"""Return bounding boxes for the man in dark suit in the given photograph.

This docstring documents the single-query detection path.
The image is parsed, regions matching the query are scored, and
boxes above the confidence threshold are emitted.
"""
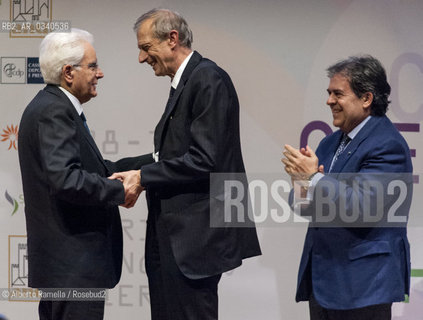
[282,55,413,319]
[110,8,261,320]
[18,28,148,320]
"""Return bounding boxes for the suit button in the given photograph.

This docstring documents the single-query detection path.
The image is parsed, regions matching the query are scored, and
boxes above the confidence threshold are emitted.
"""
[170,116,173,120]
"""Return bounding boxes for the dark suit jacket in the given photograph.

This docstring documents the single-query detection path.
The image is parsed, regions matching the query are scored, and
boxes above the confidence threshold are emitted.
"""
[141,51,261,279]
[296,115,413,309]
[18,85,150,289]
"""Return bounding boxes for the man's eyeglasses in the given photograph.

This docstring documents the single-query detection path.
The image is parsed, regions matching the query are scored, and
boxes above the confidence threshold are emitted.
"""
[73,63,100,72]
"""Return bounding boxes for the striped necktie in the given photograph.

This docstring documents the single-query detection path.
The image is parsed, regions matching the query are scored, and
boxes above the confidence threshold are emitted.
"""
[329,134,351,172]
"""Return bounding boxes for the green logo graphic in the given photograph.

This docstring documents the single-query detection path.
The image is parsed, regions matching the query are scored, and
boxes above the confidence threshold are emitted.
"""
[404,269,423,303]
[5,190,20,216]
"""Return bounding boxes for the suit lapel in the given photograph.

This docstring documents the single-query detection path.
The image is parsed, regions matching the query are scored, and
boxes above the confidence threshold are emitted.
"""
[154,51,203,154]
[45,85,109,173]
[78,118,108,169]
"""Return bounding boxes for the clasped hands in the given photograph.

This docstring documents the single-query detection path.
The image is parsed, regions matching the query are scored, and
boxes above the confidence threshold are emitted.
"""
[281,145,323,182]
[109,170,144,208]
[109,145,322,209]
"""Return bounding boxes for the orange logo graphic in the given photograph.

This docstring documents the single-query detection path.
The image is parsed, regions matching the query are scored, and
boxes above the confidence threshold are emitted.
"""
[1,124,19,150]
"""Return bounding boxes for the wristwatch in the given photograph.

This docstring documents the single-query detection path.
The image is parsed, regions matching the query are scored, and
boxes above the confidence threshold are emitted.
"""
[307,171,319,182]
[301,171,319,194]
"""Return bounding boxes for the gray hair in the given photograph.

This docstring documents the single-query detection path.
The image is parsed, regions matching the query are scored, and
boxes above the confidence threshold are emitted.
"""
[39,28,93,85]
[133,8,193,49]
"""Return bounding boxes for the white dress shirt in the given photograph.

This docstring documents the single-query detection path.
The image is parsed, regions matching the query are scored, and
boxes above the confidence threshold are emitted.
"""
[59,86,84,116]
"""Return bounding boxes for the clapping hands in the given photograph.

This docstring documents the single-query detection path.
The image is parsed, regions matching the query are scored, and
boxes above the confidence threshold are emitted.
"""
[282,145,323,182]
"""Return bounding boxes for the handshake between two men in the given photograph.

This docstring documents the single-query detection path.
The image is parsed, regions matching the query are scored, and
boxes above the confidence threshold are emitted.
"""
[116,143,324,210]
[18,11,263,320]
[109,170,144,209]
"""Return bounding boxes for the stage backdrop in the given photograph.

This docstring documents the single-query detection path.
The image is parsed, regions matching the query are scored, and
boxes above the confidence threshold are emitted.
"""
[1,0,423,319]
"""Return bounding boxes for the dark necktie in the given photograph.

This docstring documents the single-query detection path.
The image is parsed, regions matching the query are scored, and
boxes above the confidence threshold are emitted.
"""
[153,87,176,153]
[164,86,176,114]
[329,134,351,172]
[80,112,90,134]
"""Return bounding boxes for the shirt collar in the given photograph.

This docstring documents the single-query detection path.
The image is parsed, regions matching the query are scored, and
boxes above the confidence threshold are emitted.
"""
[59,86,83,116]
[347,115,372,140]
[171,51,194,90]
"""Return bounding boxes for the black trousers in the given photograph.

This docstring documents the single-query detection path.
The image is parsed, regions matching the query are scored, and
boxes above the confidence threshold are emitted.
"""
[39,299,105,320]
[145,214,221,320]
[309,294,392,320]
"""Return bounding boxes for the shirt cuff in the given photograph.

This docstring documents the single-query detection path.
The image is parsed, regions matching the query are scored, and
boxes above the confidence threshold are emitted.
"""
[306,172,325,200]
